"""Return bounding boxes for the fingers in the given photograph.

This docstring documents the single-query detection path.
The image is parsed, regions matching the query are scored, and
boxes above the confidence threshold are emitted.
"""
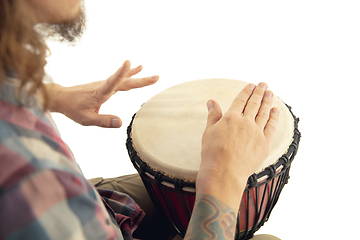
[243,82,268,118]
[97,60,131,97]
[255,90,274,128]
[116,75,159,91]
[264,107,279,140]
[83,113,123,128]
[98,61,158,93]
[126,65,143,78]
[228,83,256,112]
[206,100,222,128]
[228,81,278,135]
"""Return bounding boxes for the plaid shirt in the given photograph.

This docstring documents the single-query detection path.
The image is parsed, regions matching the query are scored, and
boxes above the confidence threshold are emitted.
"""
[0,78,144,240]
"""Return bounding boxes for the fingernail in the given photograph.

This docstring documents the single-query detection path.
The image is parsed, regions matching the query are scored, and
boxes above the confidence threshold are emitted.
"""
[271,108,279,115]
[249,83,256,90]
[259,82,268,90]
[265,90,273,98]
[112,118,121,128]
[207,100,214,111]
[150,75,158,81]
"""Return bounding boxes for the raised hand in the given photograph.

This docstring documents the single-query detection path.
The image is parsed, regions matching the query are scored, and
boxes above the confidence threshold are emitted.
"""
[47,60,159,128]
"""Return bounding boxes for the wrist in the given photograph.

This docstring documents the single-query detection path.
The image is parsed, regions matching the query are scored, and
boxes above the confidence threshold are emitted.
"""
[44,83,66,113]
[196,169,247,212]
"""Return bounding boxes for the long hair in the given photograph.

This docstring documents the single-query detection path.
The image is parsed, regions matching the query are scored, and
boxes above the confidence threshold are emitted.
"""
[0,0,85,109]
[0,0,50,109]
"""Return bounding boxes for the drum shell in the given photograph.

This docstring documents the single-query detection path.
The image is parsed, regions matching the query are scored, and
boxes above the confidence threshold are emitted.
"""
[126,110,301,239]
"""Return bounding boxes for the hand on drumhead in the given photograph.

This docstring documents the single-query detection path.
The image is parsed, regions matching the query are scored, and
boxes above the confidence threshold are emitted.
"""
[47,60,159,128]
[197,82,279,211]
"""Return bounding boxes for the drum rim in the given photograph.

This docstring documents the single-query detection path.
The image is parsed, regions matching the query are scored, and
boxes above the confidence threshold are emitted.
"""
[126,103,300,191]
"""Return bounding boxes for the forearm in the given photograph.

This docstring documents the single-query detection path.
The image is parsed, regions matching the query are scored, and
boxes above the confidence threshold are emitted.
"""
[184,174,246,240]
[184,194,237,240]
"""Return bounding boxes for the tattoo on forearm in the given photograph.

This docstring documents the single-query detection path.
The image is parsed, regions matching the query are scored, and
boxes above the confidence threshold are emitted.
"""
[185,194,237,240]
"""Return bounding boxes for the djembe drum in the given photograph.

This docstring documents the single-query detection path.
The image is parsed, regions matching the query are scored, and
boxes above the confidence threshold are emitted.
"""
[126,79,300,239]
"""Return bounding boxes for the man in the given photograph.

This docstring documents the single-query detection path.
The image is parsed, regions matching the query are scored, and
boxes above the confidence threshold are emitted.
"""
[0,0,279,239]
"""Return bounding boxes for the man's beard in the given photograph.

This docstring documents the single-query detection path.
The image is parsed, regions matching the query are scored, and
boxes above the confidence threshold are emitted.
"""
[35,3,86,44]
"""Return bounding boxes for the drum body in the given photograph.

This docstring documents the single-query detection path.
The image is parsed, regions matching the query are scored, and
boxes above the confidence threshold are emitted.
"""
[126,79,300,239]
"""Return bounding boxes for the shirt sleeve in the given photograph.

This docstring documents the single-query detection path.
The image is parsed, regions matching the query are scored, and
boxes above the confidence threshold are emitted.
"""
[0,83,142,240]
[0,99,122,240]
[0,145,121,240]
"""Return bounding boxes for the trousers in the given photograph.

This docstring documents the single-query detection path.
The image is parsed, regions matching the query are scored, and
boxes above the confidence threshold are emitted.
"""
[89,174,183,240]
[89,174,280,240]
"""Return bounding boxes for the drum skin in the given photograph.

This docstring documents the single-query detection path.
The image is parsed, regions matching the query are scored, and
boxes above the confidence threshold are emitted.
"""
[126,79,301,239]
[131,79,294,181]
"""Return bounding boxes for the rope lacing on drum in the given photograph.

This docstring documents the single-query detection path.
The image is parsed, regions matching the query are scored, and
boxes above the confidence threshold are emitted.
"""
[265,165,277,179]
[127,114,136,135]
[290,128,301,153]
[247,174,257,189]
[154,172,163,185]
[129,149,137,160]
[285,173,291,185]
[126,104,301,240]
[281,155,291,169]
[139,162,148,175]
[174,179,185,192]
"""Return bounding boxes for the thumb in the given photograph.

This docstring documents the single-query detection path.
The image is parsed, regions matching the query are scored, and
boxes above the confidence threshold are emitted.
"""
[86,114,122,128]
[206,100,222,127]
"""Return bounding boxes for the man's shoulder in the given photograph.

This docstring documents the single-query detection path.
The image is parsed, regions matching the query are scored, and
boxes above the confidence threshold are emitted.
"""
[0,118,81,191]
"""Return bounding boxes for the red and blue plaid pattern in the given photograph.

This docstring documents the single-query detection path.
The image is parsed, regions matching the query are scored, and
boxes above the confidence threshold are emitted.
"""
[0,79,144,240]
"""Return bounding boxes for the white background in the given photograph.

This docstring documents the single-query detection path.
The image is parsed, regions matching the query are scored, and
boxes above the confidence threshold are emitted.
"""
[45,1,360,239]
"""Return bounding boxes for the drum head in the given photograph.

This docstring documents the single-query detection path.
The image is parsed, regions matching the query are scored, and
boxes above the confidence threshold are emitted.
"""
[132,79,294,182]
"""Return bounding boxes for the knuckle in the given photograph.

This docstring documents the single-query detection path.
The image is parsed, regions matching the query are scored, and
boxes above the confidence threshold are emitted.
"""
[247,100,261,110]
[224,111,241,122]
[266,120,278,134]
[232,97,247,108]
[243,86,254,95]
[208,110,221,119]
[267,123,277,134]
[98,118,108,128]
[254,85,266,94]
[241,116,254,126]
[256,110,269,120]
[78,117,90,126]
[120,81,132,91]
